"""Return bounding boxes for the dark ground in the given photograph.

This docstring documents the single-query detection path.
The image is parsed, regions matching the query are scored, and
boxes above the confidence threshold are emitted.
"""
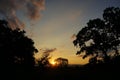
[3,63,120,80]
[34,64,120,80]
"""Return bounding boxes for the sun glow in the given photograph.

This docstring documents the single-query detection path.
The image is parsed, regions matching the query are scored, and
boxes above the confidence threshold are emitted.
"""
[50,60,56,65]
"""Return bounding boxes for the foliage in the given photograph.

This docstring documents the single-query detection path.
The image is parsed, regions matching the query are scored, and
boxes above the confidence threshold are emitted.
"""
[55,57,68,67]
[37,52,51,68]
[0,20,38,68]
[73,7,120,64]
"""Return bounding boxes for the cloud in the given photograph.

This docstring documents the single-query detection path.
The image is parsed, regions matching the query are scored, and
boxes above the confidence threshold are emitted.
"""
[34,48,57,60]
[0,0,45,29]
[26,0,45,20]
[71,34,76,40]
[41,48,57,54]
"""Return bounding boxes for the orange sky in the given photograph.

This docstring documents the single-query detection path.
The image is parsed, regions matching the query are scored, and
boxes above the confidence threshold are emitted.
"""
[31,0,120,65]
[2,0,118,65]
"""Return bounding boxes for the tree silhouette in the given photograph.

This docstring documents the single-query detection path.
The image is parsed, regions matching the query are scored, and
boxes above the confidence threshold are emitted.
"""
[0,20,38,69]
[37,52,51,68]
[73,7,120,64]
[55,57,68,67]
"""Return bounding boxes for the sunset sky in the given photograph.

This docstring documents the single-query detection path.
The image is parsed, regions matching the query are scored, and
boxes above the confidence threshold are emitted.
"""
[0,0,120,65]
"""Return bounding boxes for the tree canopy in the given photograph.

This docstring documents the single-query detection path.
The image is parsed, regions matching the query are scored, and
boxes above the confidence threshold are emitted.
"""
[0,20,38,68]
[73,7,120,64]
[55,57,68,67]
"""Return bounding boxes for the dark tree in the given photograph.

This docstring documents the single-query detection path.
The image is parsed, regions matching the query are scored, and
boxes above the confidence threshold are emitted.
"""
[55,57,68,67]
[73,7,120,64]
[0,20,38,69]
[37,52,51,68]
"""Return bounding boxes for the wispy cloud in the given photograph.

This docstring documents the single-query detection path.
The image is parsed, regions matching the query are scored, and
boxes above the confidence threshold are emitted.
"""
[41,48,57,54]
[34,48,57,59]
[0,0,45,29]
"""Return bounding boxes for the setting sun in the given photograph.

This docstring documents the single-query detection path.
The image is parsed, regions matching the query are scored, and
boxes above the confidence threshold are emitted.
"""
[50,60,56,65]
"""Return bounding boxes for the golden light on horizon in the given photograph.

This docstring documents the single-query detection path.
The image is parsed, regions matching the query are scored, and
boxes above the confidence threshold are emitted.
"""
[50,60,56,66]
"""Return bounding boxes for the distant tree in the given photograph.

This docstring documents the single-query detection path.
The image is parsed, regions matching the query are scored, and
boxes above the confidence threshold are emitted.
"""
[55,57,68,67]
[73,7,120,64]
[0,20,38,69]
